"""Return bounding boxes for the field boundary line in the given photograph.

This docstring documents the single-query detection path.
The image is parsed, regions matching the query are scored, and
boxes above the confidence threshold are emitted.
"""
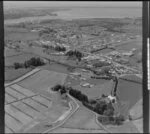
[5,94,38,105]
[5,68,41,87]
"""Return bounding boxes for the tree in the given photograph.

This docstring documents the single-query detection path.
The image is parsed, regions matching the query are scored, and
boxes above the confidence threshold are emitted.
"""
[14,63,22,69]
[114,114,125,125]
[94,101,107,114]
[89,99,97,104]
[60,88,67,94]
[52,84,62,91]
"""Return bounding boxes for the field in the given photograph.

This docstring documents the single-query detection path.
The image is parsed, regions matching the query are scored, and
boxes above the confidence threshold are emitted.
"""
[5,27,39,41]
[131,118,143,133]
[39,63,71,74]
[117,78,142,110]
[18,70,67,98]
[129,99,142,120]
[5,69,69,133]
[5,47,22,57]
[106,122,139,133]
[5,67,32,82]
[5,52,40,66]
[62,104,101,130]
[116,37,142,51]
[73,80,114,99]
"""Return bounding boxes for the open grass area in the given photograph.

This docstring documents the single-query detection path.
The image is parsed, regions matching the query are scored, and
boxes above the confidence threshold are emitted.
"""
[40,63,70,74]
[129,99,142,120]
[5,47,22,57]
[73,80,114,99]
[132,118,143,133]
[117,79,142,110]
[5,67,32,83]
[18,70,67,98]
[62,104,101,130]
[116,37,142,51]
[5,53,40,66]
[106,122,139,133]
[5,27,39,41]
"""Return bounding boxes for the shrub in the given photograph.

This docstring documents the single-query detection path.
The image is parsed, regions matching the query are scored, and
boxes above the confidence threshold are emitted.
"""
[24,57,45,67]
[94,101,107,114]
[114,114,125,125]
[89,99,97,104]
[14,62,23,69]
[98,116,110,125]
[55,46,66,52]
[65,50,83,61]
[69,88,88,102]
[52,84,62,91]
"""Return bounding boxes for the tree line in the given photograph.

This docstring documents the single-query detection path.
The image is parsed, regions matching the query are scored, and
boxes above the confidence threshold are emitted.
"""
[51,84,125,125]
[65,50,83,61]
[14,57,45,69]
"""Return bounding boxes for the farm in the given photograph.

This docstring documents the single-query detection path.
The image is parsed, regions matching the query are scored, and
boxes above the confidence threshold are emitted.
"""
[4,4,143,133]
[5,69,70,133]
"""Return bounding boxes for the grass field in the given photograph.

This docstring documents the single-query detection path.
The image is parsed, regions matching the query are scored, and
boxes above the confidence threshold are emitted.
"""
[5,67,32,82]
[132,118,143,133]
[116,37,142,51]
[40,64,70,74]
[5,47,22,57]
[62,104,101,130]
[5,27,39,41]
[129,99,142,120]
[73,80,114,99]
[117,79,142,110]
[18,70,67,98]
[106,122,139,133]
[5,53,40,66]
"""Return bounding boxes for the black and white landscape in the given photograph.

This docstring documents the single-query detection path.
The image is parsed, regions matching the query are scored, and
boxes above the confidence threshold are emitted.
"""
[4,1,143,133]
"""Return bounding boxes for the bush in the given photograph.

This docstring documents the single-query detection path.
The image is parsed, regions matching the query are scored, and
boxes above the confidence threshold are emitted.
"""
[98,116,110,125]
[94,101,107,114]
[55,46,66,52]
[89,99,97,104]
[52,84,62,91]
[114,115,125,125]
[14,62,23,69]
[93,62,110,68]
[65,50,83,61]
[69,88,88,102]
[24,57,45,68]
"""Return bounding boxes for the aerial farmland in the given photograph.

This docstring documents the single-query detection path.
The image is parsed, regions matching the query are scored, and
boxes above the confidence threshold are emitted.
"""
[4,1,143,133]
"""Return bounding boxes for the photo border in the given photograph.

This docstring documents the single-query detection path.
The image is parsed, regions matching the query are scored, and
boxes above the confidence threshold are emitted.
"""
[0,1,149,133]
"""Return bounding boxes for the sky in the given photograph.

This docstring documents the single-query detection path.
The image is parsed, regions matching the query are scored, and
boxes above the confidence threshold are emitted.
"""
[4,1,142,9]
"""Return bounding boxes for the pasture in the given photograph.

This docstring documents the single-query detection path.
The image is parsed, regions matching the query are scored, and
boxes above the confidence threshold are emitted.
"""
[117,78,142,110]
[73,80,114,99]
[5,52,40,66]
[62,104,101,129]
[5,67,32,82]
[5,27,39,41]
[18,70,67,98]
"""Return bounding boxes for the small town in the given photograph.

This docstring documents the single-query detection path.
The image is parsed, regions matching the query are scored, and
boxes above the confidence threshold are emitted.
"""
[4,1,143,133]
